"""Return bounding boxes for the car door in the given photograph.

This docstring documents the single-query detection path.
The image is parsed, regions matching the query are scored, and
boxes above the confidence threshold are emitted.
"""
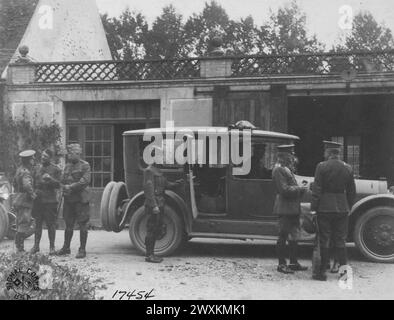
[227,140,278,220]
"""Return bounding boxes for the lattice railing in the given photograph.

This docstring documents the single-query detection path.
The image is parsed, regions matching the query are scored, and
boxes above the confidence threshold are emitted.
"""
[32,50,394,82]
[35,58,201,82]
[231,50,394,77]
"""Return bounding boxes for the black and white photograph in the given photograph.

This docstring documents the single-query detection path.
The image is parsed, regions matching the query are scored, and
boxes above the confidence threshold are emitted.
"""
[0,0,394,305]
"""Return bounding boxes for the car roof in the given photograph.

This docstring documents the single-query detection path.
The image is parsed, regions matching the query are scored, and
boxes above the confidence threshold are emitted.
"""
[123,127,299,140]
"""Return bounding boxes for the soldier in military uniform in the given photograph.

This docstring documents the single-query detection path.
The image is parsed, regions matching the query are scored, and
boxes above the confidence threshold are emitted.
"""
[143,147,183,263]
[272,144,308,274]
[13,150,37,252]
[30,149,62,255]
[311,141,356,281]
[57,144,91,259]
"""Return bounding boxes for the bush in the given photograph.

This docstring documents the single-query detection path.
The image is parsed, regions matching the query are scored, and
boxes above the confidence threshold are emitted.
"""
[0,115,62,180]
[0,252,105,300]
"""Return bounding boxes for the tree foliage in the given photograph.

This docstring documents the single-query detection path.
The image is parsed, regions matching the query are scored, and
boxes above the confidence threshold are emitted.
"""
[0,0,38,49]
[0,113,62,180]
[336,11,394,52]
[101,8,148,60]
[144,5,188,59]
[101,0,328,59]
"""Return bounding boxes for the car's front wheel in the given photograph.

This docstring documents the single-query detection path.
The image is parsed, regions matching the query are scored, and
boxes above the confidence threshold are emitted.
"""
[354,206,394,263]
[129,205,185,256]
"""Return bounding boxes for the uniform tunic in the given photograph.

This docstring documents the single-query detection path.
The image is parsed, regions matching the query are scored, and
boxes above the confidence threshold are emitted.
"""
[34,162,62,225]
[143,165,182,252]
[62,160,91,229]
[13,166,35,233]
[311,158,356,249]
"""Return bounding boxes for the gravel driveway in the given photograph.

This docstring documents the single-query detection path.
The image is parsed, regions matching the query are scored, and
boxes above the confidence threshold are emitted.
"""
[1,230,393,300]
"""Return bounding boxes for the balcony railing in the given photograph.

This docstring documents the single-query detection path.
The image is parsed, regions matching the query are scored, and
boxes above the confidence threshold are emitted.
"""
[30,50,394,83]
[230,50,394,77]
[34,57,201,82]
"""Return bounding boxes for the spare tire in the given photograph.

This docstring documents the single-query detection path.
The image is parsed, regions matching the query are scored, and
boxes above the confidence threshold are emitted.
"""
[100,181,116,231]
[6,209,16,240]
[0,203,9,241]
[108,182,128,233]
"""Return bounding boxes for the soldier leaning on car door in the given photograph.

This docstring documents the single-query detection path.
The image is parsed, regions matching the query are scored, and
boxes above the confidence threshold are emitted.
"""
[13,150,37,253]
[311,141,356,281]
[143,146,183,264]
[272,144,308,274]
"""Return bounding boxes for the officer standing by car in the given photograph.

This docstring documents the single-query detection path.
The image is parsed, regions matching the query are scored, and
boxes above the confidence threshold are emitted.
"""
[143,146,183,263]
[272,144,308,274]
[13,150,37,253]
[30,149,62,255]
[56,144,91,259]
[311,141,356,281]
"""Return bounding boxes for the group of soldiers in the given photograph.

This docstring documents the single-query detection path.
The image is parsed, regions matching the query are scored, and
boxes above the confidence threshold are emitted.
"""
[272,141,356,281]
[13,137,355,281]
[13,144,91,259]
[142,140,356,282]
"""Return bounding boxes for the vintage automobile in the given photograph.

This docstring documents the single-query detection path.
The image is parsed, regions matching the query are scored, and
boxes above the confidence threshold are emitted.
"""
[0,172,13,241]
[100,126,394,263]
[0,172,34,241]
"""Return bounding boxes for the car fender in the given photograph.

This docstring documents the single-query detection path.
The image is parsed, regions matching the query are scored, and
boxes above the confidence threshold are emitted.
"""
[125,190,192,233]
[350,194,394,218]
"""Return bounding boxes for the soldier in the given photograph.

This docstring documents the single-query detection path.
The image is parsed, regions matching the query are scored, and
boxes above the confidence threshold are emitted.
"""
[56,144,91,259]
[311,141,356,281]
[143,147,183,263]
[272,144,308,274]
[13,150,37,253]
[30,149,62,255]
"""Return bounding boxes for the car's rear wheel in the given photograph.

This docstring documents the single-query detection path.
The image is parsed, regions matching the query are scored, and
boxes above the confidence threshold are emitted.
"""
[129,205,185,256]
[0,203,9,241]
[354,206,394,263]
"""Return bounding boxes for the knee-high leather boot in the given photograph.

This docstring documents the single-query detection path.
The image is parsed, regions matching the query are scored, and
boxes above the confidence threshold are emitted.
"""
[76,230,87,259]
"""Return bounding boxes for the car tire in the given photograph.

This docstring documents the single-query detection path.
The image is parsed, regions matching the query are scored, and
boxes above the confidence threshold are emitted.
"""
[6,210,16,240]
[0,203,9,241]
[354,206,394,263]
[129,205,185,257]
[100,181,116,231]
[108,182,128,233]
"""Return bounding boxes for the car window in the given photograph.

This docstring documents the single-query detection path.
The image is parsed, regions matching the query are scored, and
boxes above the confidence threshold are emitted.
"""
[232,140,284,179]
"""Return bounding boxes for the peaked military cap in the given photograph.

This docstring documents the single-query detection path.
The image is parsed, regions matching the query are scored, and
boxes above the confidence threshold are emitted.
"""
[67,143,82,154]
[323,140,342,149]
[19,150,36,158]
[276,144,295,153]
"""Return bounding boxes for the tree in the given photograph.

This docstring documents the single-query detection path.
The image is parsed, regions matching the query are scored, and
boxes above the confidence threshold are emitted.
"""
[337,11,394,52]
[266,1,324,55]
[0,0,38,49]
[227,16,261,55]
[144,5,188,59]
[184,1,233,56]
[101,8,148,60]
[332,11,394,73]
